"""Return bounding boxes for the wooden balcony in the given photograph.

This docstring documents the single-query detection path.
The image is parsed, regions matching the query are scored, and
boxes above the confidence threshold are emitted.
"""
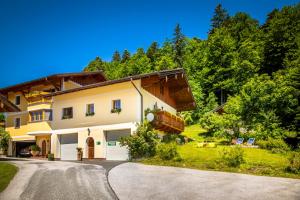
[152,111,184,133]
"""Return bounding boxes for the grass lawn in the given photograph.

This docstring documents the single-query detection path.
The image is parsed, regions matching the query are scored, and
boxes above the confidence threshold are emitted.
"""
[0,162,18,192]
[142,125,300,179]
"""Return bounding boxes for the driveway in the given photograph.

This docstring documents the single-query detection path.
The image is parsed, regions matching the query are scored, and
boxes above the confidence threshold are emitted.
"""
[0,159,117,200]
[109,163,300,200]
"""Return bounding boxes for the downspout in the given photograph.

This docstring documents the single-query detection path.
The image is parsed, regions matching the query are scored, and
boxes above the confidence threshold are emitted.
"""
[130,79,143,123]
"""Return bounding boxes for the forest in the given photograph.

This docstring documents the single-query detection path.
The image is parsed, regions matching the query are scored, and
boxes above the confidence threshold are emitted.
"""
[84,4,300,146]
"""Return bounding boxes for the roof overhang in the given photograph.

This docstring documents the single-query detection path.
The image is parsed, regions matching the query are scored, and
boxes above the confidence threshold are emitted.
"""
[0,93,21,112]
[27,131,52,136]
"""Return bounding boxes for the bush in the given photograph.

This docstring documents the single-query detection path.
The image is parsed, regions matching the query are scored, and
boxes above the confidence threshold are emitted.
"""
[286,152,300,174]
[219,146,245,167]
[0,128,10,152]
[162,134,185,144]
[120,121,159,159]
[156,142,179,160]
[30,144,41,151]
[256,138,290,152]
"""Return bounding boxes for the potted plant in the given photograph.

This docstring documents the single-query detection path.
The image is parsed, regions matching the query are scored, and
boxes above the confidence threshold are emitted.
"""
[30,144,40,157]
[48,153,54,161]
[111,108,122,114]
[76,147,83,161]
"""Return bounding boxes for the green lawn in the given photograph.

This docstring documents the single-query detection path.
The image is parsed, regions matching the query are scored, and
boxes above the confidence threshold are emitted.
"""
[0,162,18,192]
[142,125,300,179]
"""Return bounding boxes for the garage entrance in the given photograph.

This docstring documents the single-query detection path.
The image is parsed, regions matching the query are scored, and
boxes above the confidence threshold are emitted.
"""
[60,133,78,160]
[15,141,35,157]
[105,129,130,160]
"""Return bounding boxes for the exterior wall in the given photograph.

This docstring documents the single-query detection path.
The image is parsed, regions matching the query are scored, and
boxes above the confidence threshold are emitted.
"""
[63,80,82,90]
[36,135,51,154]
[51,81,141,130]
[51,122,136,159]
[6,113,29,137]
[141,87,177,115]
[28,102,52,111]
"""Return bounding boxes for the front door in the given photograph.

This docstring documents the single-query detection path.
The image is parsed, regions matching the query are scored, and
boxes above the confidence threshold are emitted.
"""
[42,140,46,156]
[87,137,94,159]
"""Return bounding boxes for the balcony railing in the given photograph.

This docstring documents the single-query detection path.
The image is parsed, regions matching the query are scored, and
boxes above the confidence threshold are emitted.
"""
[152,111,184,133]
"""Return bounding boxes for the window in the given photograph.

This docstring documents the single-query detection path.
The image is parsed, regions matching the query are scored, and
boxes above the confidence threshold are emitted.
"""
[111,99,121,113]
[44,110,53,121]
[14,118,20,128]
[62,107,73,119]
[15,95,20,106]
[30,111,43,122]
[86,104,95,116]
[113,100,121,109]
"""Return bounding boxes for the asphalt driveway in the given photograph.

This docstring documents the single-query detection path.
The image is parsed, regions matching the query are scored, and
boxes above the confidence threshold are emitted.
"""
[109,163,300,200]
[0,159,117,200]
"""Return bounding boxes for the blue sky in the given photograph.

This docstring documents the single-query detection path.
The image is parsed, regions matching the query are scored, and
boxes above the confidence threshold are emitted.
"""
[0,0,298,88]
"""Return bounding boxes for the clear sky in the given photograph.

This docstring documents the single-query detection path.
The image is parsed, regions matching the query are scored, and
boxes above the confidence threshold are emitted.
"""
[0,0,298,88]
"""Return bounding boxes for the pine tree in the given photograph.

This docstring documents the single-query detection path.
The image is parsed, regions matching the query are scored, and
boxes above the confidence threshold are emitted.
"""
[121,49,131,63]
[210,4,230,33]
[146,42,159,62]
[112,51,121,62]
[172,24,186,68]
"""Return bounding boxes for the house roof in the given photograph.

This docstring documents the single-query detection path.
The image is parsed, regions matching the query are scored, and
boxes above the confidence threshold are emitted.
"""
[45,68,196,111]
[0,71,107,93]
[0,93,21,112]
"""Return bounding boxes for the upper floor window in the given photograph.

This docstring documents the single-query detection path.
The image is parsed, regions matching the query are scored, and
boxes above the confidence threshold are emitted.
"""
[30,111,43,122]
[86,104,95,116]
[44,110,53,121]
[62,107,73,119]
[15,95,21,106]
[14,118,20,129]
[111,99,121,113]
[113,99,121,109]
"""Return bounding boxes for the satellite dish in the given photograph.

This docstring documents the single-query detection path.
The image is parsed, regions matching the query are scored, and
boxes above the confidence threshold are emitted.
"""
[146,113,155,122]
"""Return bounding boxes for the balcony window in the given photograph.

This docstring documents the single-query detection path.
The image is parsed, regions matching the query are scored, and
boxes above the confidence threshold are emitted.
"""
[30,111,43,122]
[62,107,73,119]
[15,95,20,106]
[14,118,20,129]
[86,104,95,116]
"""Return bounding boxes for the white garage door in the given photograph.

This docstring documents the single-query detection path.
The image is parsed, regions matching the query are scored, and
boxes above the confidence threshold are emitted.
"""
[106,129,130,160]
[60,133,78,160]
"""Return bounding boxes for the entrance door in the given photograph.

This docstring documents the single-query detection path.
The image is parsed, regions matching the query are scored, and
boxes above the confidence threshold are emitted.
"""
[41,140,46,156]
[86,137,94,159]
[106,129,130,160]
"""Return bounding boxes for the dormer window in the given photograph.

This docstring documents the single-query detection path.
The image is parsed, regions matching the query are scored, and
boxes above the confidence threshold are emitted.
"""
[15,95,20,106]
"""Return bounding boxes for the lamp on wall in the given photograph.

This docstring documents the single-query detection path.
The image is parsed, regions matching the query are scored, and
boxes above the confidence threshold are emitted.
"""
[88,128,91,136]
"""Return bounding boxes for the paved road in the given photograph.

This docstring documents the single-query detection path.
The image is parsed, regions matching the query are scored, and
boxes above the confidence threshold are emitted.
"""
[109,163,300,200]
[0,159,116,200]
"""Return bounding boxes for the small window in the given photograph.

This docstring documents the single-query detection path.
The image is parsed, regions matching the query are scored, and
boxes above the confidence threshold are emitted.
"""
[44,110,53,121]
[86,104,95,116]
[30,111,43,122]
[15,95,21,106]
[113,100,121,109]
[14,118,20,129]
[62,107,73,119]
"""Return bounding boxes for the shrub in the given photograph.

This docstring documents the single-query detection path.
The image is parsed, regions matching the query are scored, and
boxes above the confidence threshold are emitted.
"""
[156,142,179,160]
[286,152,300,174]
[256,138,290,152]
[120,121,159,159]
[30,144,41,152]
[162,134,185,144]
[219,146,245,167]
[0,128,10,152]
